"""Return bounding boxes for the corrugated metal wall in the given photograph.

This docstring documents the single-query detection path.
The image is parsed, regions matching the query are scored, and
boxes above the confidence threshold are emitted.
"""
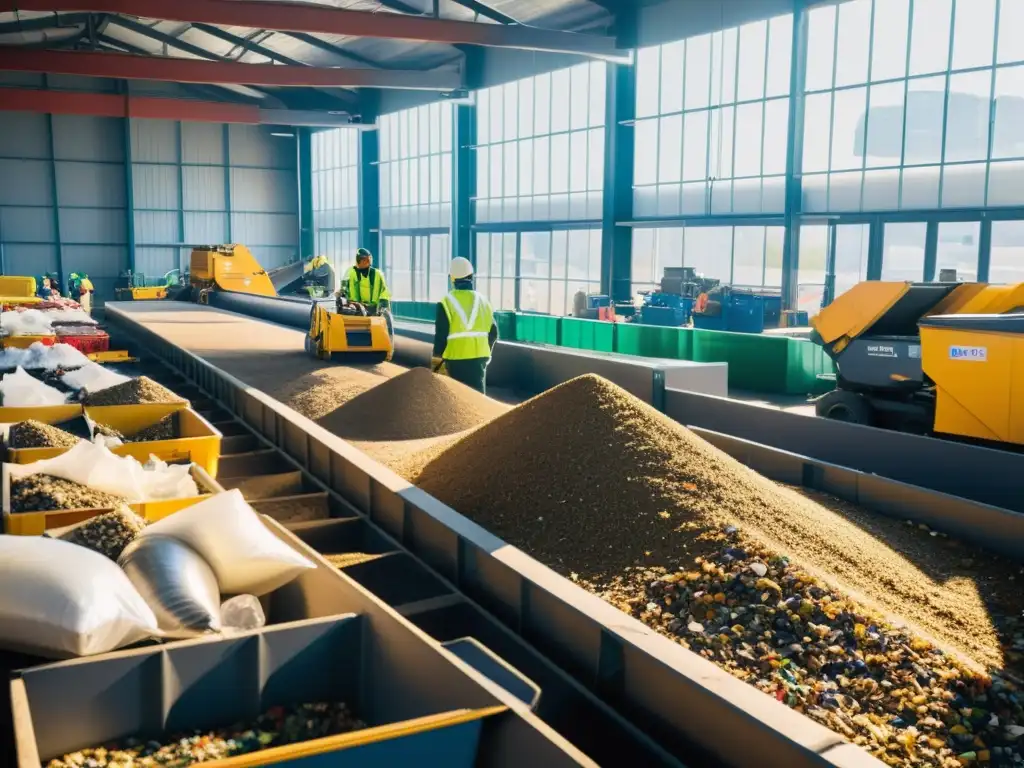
[0,80,299,304]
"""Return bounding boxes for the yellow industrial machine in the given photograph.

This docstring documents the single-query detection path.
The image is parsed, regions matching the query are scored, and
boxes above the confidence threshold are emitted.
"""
[190,244,278,298]
[0,276,42,306]
[306,296,393,363]
[811,280,1024,445]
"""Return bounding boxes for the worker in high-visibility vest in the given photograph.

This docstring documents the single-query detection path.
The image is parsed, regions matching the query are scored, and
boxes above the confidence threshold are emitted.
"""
[344,248,389,308]
[431,257,498,394]
[77,274,95,314]
[341,248,392,346]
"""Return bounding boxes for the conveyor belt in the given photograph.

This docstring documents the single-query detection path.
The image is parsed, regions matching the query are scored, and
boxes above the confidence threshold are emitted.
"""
[103,338,684,768]
[105,300,881,768]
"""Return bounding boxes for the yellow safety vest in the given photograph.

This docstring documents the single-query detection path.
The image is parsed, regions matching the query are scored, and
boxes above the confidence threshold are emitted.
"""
[346,266,389,304]
[440,289,494,360]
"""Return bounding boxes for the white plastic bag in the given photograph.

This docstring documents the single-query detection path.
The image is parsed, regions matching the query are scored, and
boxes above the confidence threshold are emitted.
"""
[47,308,98,326]
[0,347,28,370]
[7,441,199,502]
[22,342,90,371]
[0,366,67,406]
[62,362,130,393]
[0,309,53,336]
[141,489,315,596]
[0,536,158,657]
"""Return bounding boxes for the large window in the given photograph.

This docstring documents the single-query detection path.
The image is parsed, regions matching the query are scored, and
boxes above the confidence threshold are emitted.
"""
[475,61,606,223]
[378,103,453,229]
[311,128,360,285]
[382,233,450,302]
[630,226,784,294]
[475,229,602,315]
[633,14,793,218]
[802,0,1024,212]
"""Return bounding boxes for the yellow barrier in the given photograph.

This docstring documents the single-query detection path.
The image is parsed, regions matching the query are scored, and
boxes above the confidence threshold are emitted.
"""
[0,404,83,424]
[1,335,55,349]
[1,463,222,535]
[87,350,137,363]
[6,404,221,478]
[0,296,41,306]
[0,276,37,298]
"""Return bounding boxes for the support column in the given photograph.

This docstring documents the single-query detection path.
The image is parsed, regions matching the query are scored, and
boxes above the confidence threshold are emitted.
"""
[781,5,809,311]
[297,128,315,259]
[358,128,380,255]
[43,76,63,284]
[123,116,135,272]
[452,102,475,264]
[601,23,637,303]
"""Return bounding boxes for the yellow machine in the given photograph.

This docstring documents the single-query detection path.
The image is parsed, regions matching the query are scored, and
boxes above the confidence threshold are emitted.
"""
[811,280,1024,446]
[190,244,277,298]
[306,297,394,364]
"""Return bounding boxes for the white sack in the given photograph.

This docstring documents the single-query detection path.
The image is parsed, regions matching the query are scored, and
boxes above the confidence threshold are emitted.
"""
[22,342,90,371]
[141,489,315,596]
[62,362,130,393]
[0,309,53,336]
[0,366,66,406]
[0,536,158,657]
[8,441,198,502]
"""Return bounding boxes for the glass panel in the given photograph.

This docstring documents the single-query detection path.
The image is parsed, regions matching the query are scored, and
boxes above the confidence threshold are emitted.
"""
[713,27,738,106]
[569,131,588,192]
[802,93,833,173]
[833,223,870,299]
[871,0,909,81]
[684,226,732,281]
[636,47,661,118]
[685,34,712,110]
[552,68,571,133]
[632,228,656,289]
[709,106,734,178]
[998,0,1024,64]
[570,63,590,131]
[805,5,836,92]
[764,226,785,287]
[658,114,682,183]
[734,102,763,177]
[834,0,871,88]
[831,86,867,171]
[993,66,1024,159]
[504,82,518,141]
[935,221,979,281]
[551,134,570,193]
[567,229,591,280]
[634,119,658,186]
[733,226,765,285]
[475,232,490,277]
[590,61,607,128]
[682,111,708,181]
[944,71,993,163]
[909,0,952,76]
[765,15,792,98]
[535,73,552,135]
[519,77,535,139]
[989,221,1024,283]
[798,224,828,313]
[534,136,551,195]
[737,20,767,101]
[762,98,789,176]
[904,77,947,165]
[588,129,604,190]
[386,235,413,300]
[881,222,926,280]
[951,0,995,71]
[660,41,685,114]
[865,82,905,168]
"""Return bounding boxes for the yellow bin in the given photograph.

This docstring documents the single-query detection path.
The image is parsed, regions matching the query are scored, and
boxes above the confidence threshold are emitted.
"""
[2,335,56,349]
[0,404,82,425]
[6,403,222,478]
[2,463,223,535]
[0,276,37,298]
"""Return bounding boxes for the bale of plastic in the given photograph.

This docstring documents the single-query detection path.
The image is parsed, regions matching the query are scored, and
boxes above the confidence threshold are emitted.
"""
[0,366,67,406]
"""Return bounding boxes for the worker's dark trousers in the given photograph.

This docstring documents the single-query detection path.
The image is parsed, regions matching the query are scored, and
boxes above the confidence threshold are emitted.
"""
[446,358,489,394]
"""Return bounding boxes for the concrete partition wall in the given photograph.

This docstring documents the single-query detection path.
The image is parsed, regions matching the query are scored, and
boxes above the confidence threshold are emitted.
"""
[665,388,1024,513]
[105,305,884,768]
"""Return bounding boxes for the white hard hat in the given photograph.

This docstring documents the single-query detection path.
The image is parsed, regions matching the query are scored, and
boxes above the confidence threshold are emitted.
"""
[450,256,474,280]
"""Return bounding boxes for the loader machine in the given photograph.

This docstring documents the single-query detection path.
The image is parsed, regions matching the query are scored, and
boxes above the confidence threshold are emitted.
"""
[306,293,394,364]
[810,280,1024,446]
[188,244,393,363]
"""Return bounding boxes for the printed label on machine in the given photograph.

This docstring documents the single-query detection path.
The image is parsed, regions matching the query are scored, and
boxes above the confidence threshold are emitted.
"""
[949,345,987,361]
[866,344,897,358]
[909,345,921,359]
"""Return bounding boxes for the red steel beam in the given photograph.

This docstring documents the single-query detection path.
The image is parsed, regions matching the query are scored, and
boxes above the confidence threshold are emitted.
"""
[3,0,628,60]
[0,87,361,125]
[0,48,464,90]
[0,87,262,122]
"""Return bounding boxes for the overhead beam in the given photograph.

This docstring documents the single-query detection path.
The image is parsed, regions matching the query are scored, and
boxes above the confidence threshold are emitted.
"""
[4,0,629,59]
[449,0,518,25]
[0,48,465,90]
[281,31,387,70]
[0,85,369,125]
[190,24,304,66]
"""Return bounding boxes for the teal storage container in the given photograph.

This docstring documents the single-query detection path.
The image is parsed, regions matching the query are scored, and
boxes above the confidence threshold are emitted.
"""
[515,313,561,345]
[784,338,836,395]
[614,323,692,360]
[493,311,516,342]
[691,330,791,392]
[560,318,615,353]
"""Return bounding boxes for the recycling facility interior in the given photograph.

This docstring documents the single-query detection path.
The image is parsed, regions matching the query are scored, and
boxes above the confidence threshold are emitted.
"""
[3,1,1024,768]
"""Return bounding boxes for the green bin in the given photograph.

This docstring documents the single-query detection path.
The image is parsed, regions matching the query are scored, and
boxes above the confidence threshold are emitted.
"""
[561,318,615,353]
[514,313,561,345]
